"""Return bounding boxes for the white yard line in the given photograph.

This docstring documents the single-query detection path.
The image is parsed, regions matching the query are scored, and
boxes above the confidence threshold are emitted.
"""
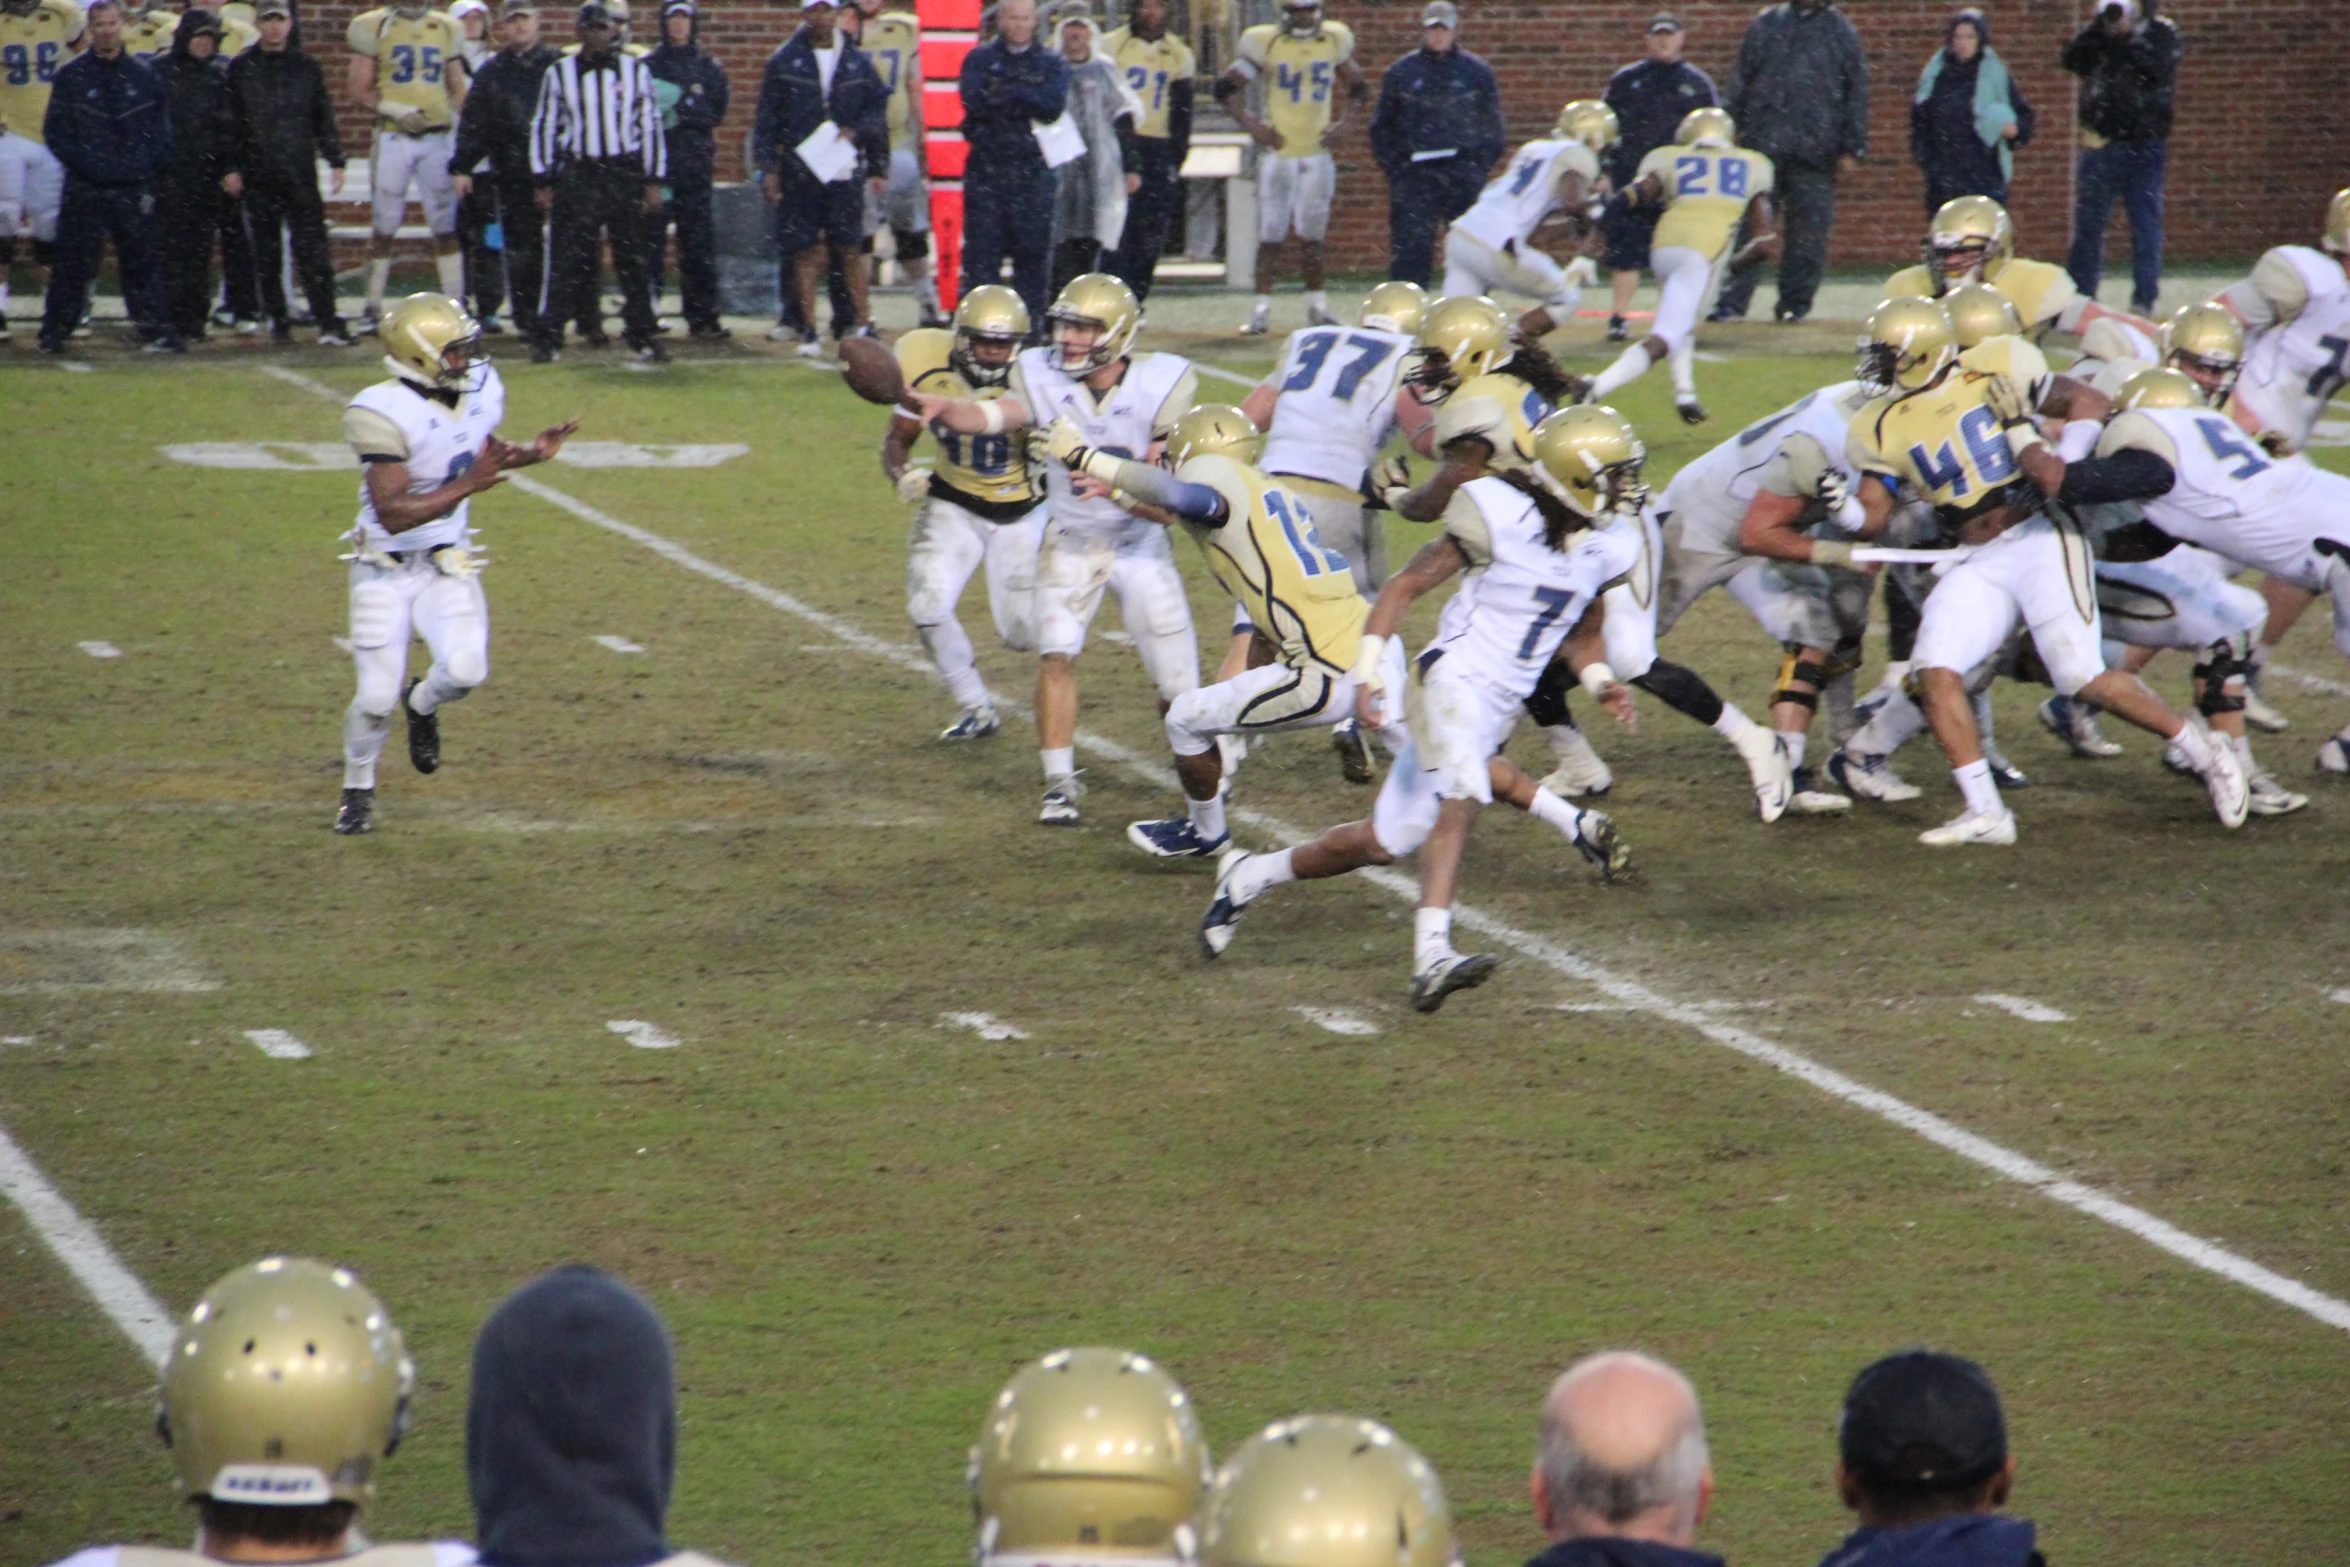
[57,361,92,374]
[606,1019,681,1049]
[942,1011,1031,1041]
[0,1124,176,1365]
[244,1028,313,1059]
[1195,363,1261,390]
[592,634,646,653]
[258,368,2350,1337]
[2269,662,2350,700]
[1290,1006,1379,1036]
[1974,994,2073,1024]
[77,641,123,659]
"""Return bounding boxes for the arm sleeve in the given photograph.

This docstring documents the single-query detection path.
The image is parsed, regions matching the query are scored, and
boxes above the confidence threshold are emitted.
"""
[1759,431,1832,498]
[1105,460,1230,525]
[451,87,486,173]
[1440,488,1494,565]
[1151,365,1199,438]
[343,405,410,461]
[2057,446,2176,506]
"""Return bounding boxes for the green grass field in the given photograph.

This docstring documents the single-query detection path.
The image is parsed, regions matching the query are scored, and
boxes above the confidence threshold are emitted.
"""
[4,324,2348,1566]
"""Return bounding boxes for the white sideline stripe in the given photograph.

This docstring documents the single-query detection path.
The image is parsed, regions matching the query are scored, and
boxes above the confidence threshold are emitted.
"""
[942,1010,1030,1041]
[1195,363,1261,389]
[78,641,123,659]
[58,361,92,373]
[606,1019,680,1049]
[2270,662,2350,699]
[0,1124,177,1365]
[259,368,2350,1337]
[1291,1005,1378,1036]
[244,1028,312,1059]
[593,634,645,653]
[260,363,344,401]
[1974,993,2073,1024]
[2326,988,2350,1006]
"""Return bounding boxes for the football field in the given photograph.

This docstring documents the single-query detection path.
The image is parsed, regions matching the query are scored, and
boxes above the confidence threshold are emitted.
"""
[4,329,2348,1565]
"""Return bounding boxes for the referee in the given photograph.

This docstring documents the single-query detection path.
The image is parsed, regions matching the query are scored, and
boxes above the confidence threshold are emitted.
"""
[529,0,668,362]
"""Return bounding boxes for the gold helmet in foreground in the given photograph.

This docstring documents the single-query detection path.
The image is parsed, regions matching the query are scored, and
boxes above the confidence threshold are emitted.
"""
[1925,195,2015,285]
[1858,297,1958,395]
[1168,404,1265,467]
[380,292,483,390]
[1359,280,1429,336]
[1675,106,1735,147]
[1530,405,1646,521]
[159,1257,414,1508]
[1199,1415,1459,1567]
[2118,368,2205,412]
[972,1348,1210,1567]
[1409,295,1510,401]
[1942,280,2023,349]
[1554,98,1619,151]
[2160,302,2246,405]
[2323,188,2350,256]
[953,283,1031,387]
[1049,273,1143,374]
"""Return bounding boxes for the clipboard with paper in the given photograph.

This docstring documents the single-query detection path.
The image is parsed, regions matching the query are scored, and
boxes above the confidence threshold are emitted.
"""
[795,121,861,183]
[1033,113,1087,169]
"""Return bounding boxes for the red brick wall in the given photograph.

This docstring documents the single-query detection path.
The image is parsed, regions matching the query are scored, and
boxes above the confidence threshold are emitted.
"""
[312,0,2347,272]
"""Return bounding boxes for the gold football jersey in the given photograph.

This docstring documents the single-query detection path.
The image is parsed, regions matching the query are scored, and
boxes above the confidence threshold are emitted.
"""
[1849,370,2026,513]
[121,7,177,60]
[1104,24,1193,141]
[0,0,82,140]
[348,7,465,131]
[861,10,920,153]
[1179,452,1367,673]
[1884,256,2078,336]
[1236,20,1351,156]
[1635,141,1774,260]
[897,328,1038,511]
[1451,370,1557,474]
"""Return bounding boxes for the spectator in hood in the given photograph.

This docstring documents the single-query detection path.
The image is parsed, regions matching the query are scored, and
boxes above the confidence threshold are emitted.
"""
[155,8,235,341]
[1045,8,1139,297]
[223,0,351,342]
[39,0,176,353]
[1524,1351,1722,1567]
[1710,0,1867,324]
[1815,1350,2045,1567]
[1910,9,2032,214]
[469,1265,736,1567]
[2061,0,2181,314]
[644,0,728,338]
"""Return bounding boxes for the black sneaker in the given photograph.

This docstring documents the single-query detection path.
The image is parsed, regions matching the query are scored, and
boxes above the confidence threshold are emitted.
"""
[1773,305,1809,324]
[333,787,375,835]
[581,327,611,349]
[478,316,506,335]
[626,334,669,363]
[530,340,560,364]
[404,680,440,774]
[271,321,294,344]
[688,323,732,340]
[1605,313,1628,342]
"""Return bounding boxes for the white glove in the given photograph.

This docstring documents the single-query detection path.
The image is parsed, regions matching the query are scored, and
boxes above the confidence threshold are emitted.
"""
[1371,455,1410,503]
[1815,468,1850,515]
[1564,255,1598,288]
[1433,394,1506,452]
[380,102,429,135]
[1042,415,1090,467]
[895,464,932,505]
[1983,372,2033,427]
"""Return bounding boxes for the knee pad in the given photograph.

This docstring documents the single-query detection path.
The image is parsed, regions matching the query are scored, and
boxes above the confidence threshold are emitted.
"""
[1771,644,1829,709]
[1522,655,1576,729]
[894,227,930,261]
[442,648,489,690]
[1823,634,1866,682]
[2195,636,2252,716]
[1163,692,1217,757]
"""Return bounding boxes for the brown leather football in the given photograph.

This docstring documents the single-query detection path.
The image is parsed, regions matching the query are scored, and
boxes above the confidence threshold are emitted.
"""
[836,334,906,405]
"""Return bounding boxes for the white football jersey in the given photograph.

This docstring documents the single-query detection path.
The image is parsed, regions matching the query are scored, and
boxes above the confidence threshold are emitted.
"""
[1424,476,1642,699]
[1451,138,1599,253]
[1014,348,1195,533]
[2232,259,2350,454]
[44,1544,476,1567]
[2099,404,2350,586]
[1258,324,1414,489]
[341,367,507,553]
[1662,380,1871,555]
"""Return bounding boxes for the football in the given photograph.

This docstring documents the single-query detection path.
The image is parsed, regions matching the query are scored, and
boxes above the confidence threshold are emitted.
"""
[838,333,907,405]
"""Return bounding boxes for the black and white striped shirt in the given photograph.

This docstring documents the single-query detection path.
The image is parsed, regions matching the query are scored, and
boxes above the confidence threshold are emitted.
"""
[530,50,666,178]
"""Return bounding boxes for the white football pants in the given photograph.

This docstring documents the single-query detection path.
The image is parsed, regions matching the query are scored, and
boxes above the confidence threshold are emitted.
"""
[906,496,1045,712]
[1033,518,1199,702]
[344,555,489,788]
[1912,514,2105,695]
[0,131,64,242]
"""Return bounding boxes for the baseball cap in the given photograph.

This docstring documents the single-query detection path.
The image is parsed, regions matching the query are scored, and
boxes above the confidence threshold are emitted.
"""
[497,0,536,16]
[1647,12,1683,33]
[254,1,289,18]
[1419,0,1457,26]
[661,0,691,14]
[576,1,610,24]
[1838,1350,2009,1495]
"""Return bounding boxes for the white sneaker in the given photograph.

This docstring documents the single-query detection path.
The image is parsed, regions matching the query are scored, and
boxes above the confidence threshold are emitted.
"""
[2243,685,2289,732]
[1038,772,1085,826]
[1409,951,1499,1013]
[1918,806,2018,847]
[2248,770,2311,816]
[2318,736,2350,774]
[765,323,797,342]
[795,336,825,359]
[2193,735,2250,827]
[1239,305,1271,336]
[1829,748,1922,803]
[1540,723,1613,797]
[1730,722,1792,823]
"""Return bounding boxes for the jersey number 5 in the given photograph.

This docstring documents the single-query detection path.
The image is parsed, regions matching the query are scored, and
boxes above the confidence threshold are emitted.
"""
[2193,415,2271,480]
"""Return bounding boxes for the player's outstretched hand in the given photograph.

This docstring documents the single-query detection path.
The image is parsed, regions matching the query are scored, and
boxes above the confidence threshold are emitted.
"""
[525,418,582,465]
[468,437,515,491]
[1595,680,1636,732]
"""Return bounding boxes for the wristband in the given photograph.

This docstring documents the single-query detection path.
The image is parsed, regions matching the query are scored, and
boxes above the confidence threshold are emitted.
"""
[1831,494,1867,533]
[979,401,1006,436]
[2056,419,2102,463]
[1811,539,1853,567]
[1578,661,1617,697]
[1350,633,1389,690]
[1078,447,1126,484]
[2003,421,2043,462]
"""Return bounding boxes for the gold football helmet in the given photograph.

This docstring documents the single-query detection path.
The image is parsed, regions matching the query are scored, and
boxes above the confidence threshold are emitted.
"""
[1554,99,1619,151]
[2118,368,2204,412]
[1924,195,2015,286]
[1050,272,1144,374]
[380,292,484,390]
[158,1257,414,1508]
[1168,404,1265,467]
[2160,302,2245,406]
[1674,107,1735,147]
[2324,189,2350,256]
[1942,281,2023,350]
[1857,297,1957,395]
[1359,280,1428,336]
[1530,405,1645,521]
[972,1348,1210,1567]
[1199,1415,1459,1567]
[953,283,1031,387]
[1407,296,1510,402]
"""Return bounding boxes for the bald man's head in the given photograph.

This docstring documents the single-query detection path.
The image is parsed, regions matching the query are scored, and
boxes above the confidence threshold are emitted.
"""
[1533,1352,1712,1547]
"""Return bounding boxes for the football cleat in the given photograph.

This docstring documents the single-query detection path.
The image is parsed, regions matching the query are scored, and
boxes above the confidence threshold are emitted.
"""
[1788,765,1853,814]
[627,335,669,363]
[1675,394,1708,425]
[1199,848,1255,958]
[477,315,506,335]
[2248,769,2310,816]
[1306,304,1339,327]
[529,342,560,364]
[317,327,356,347]
[1126,815,1230,859]
[1239,304,1271,337]
[690,324,733,341]
[1829,747,1922,803]
[332,787,374,835]
[1565,806,1633,882]
[1039,774,1084,826]
[354,312,381,336]
[1983,750,2028,791]
[2038,694,2121,758]
[403,680,440,774]
[941,706,999,741]
[1732,724,1792,822]
[2197,736,2250,827]
[2242,685,2288,732]
[1605,314,1628,342]
[1918,806,2017,847]
[1409,951,1499,1013]
[2317,736,2350,774]
[796,334,825,359]
[1331,718,1373,784]
[1539,723,1613,797]
[2162,739,2196,775]
[1850,662,1910,728]
[581,327,612,349]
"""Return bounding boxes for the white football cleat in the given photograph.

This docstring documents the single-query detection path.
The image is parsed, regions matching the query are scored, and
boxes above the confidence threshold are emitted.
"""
[1918,807,2017,847]
[1731,723,1792,822]
[2242,684,2289,732]
[1829,748,1922,803]
[1199,848,1255,958]
[1038,772,1085,826]
[2317,736,2350,774]
[2038,694,2121,758]
[1409,951,1499,1013]
[1539,723,1613,797]
[940,705,999,741]
[2193,737,2250,827]
[2248,770,2310,816]
[1788,766,1852,814]
[1239,303,1271,336]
